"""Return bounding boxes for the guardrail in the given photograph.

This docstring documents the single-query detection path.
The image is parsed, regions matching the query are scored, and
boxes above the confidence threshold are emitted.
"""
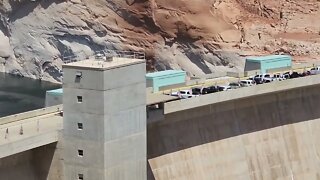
[0,108,63,158]
[0,115,61,141]
[159,62,320,95]
[62,49,145,64]
[0,105,63,125]
[164,74,320,114]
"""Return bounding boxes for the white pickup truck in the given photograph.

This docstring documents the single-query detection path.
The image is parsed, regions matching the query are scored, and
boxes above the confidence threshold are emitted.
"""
[310,67,320,75]
[254,74,274,83]
[272,74,286,81]
[171,90,200,99]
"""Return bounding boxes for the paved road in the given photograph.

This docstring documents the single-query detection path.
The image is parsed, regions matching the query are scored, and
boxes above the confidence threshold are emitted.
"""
[161,64,315,95]
[0,106,63,158]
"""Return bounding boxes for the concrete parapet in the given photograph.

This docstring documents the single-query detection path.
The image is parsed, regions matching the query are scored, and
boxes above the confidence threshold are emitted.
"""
[148,77,320,179]
[164,74,320,114]
[0,113,63,158]
[0,105,62,125]
[0,104,64,179]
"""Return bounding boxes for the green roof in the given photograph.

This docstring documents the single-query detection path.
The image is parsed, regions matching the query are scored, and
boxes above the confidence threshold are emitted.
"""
[246,55,291,62]
[146,70,186,78]
[47,88,63,95]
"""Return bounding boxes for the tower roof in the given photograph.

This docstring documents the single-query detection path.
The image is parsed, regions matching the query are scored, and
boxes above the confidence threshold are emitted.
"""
[63,57,145,71]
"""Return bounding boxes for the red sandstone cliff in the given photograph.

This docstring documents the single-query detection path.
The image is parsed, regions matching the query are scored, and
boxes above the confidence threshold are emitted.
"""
[0,0,319,81]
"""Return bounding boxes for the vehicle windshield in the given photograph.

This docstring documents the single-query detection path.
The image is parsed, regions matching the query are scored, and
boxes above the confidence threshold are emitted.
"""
[192,88,200,92]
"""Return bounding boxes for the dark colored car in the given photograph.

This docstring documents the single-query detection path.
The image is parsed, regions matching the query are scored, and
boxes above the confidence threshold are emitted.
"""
[191,88,202,95]
[217,86,226,92]
[290,71,301,79]
[206,86,219,94]
[283,72,291,79]
[253,77,263,84]
[300,71,311,77]
[201,87,211,94]
[192,87,211,95]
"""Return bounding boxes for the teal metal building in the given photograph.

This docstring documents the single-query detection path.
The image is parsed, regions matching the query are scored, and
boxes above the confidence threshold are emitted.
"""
[244,55,292,73]
[45,88,63,107]
[146,70,186,92]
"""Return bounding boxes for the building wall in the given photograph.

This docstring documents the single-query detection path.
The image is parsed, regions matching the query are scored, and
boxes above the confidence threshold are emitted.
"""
[146,79,153,88]
[147,83,320,179]
[63,61,147,180]
[245,56,292,74]
[147,71,186,92]
[244,61,261,72]
[152,74,185,92]
[261,58,291,73]
[266,66,291,73]
[45,93,63,107]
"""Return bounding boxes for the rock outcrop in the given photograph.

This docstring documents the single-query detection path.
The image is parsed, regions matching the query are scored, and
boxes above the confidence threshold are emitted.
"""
[0,0,319,82]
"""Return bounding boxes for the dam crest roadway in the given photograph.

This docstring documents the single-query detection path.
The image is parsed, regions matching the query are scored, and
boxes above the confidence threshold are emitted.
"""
[0,73,320,179]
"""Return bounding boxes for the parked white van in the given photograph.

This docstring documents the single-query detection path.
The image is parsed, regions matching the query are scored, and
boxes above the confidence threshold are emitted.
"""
[240,80,255,87]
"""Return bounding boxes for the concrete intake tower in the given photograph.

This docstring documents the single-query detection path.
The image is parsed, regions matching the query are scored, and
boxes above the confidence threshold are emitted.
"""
[62,57,147,180]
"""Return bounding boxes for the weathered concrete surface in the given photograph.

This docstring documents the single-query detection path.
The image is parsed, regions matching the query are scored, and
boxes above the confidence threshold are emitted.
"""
[164,74,320,114]
[148,77,320,179]
[1,73,320,179]
[0,106,64,179]
[0,105,63,158]
[0,150,36,180]
[0,142,63,180]
[63,58,147,180]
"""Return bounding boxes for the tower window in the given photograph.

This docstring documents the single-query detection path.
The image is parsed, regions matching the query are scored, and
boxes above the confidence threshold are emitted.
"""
[78,149,84,157]
[78,174,84,180]
[76,71,82,78]
[78,123,83,130]
[77,96,83,103]
[75,71,82,83]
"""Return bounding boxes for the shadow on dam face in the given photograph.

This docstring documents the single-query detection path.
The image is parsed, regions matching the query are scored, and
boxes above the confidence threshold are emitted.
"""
[0,142,59,180]
[147,84,320,159]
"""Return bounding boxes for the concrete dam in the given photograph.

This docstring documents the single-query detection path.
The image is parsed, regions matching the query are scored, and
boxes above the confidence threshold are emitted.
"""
[147,76,320,180]
[0,57,319,179]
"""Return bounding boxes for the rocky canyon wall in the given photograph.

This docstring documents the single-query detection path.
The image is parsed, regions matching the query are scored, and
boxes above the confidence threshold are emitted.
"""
[0,0,319,82]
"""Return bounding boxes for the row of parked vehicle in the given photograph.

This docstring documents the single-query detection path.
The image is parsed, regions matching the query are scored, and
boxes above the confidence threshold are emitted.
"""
[169,67,320,99]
